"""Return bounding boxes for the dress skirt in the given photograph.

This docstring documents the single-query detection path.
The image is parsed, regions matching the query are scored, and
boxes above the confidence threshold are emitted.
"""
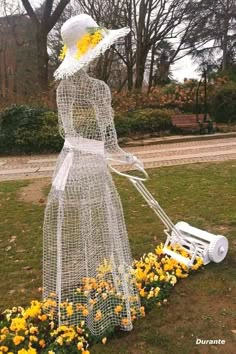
[43,139,141,336]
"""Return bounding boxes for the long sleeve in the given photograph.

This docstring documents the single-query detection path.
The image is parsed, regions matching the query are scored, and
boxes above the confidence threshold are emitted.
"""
[56,79,76,138]
[95,81,138,165]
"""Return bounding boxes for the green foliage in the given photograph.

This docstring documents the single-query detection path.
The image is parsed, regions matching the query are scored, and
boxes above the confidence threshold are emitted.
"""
[0,105,63,154]
[209,83,236,124]
[0,105,173,154]
[115,108,173,137]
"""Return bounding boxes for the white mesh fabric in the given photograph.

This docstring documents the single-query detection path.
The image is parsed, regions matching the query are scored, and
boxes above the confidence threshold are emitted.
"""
[43,70,141,336]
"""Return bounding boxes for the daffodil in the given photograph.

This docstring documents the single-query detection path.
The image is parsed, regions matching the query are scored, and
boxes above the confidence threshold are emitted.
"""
[94,310,102,321]
[114,305,122,314]
[59,45,67,60]
[66,304,73,316]
[12,335,25,346]
[10,317,27,332]
[39,339,46,348]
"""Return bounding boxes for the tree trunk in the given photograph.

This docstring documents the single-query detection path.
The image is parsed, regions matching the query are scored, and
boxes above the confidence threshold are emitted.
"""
[36,31,49,91]
[125,33,134,91]
[125,0,133,92]
[222,0,230,71]
[127,62,133,91]
[148,44,155,93]
[135,0,146,90]
[135,45,148,90]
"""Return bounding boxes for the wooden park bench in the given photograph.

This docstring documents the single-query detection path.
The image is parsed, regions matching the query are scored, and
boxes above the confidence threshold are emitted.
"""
[171,114,216,133]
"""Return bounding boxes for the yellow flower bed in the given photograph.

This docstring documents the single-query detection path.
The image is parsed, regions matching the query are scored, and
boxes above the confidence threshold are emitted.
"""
[0,243,203,353]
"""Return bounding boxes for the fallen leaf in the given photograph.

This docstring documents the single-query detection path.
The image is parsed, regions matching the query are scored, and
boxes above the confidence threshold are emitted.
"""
[16,249,25,253]
[9,235,16,243]
[231,330,236,334]
[5,246,11,252]
[22,266,32,271]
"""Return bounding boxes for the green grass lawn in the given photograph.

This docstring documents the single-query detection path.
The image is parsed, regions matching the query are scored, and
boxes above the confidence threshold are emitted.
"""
[0,161,236,353]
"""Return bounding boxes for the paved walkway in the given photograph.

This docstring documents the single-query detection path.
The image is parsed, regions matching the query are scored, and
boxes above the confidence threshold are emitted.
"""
[1,136,236,181]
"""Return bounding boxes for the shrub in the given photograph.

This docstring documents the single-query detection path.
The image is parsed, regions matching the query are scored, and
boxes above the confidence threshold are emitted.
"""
[115,108,173,137]
[0,105,63,154]
[0,105,172,154]
[209,83,236,124]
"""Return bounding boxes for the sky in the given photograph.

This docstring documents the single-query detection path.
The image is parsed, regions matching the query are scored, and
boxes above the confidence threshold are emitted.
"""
[3,0,200,82]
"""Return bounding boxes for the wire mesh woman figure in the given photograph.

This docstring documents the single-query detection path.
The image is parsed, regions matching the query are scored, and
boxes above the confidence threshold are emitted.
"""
[43,14,143,336]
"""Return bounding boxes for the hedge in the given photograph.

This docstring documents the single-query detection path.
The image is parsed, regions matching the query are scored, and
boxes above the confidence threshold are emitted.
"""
[0,105,173,154]
[115,108,173,136]
[0,105,63,154]
[209,83,236,124]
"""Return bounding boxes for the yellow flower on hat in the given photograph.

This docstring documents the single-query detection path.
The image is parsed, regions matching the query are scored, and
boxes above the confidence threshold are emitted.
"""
[59,45,67,60]
[91,30,103,47]
[74,29,104,60]
[76,33,91,59]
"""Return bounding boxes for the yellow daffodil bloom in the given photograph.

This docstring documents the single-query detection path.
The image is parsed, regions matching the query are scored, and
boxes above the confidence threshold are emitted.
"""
[82,308,89,316]
[77,341,84,350]
[56,336,63,346]
[121,318,129,326]
[140,306,145,317]
[10,318,27,332]
[66,304,73,316]
[114,305,122,314]
[95,310,102,321]
[39,339,46,348]
[13,335,25,346]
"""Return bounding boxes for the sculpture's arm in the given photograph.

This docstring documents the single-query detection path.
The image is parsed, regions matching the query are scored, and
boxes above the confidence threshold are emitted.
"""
[96,82,142,166]
[56,79,76,138]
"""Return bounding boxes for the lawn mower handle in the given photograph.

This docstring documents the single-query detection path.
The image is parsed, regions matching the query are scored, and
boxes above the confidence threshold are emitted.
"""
[108,160,149,181]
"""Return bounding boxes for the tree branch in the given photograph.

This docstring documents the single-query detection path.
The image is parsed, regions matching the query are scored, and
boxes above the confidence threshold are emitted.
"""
[47,0,70,33]
[21,0,39,26]
[42,0,54,26]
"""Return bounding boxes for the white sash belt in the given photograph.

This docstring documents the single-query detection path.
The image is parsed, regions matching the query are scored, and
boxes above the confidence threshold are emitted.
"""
[53,137,105,191]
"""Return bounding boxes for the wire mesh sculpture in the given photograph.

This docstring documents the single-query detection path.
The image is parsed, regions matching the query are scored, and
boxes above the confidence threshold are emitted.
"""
[43,67,142,335]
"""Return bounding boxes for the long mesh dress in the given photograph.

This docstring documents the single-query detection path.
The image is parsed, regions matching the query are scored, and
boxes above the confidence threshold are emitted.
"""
[43,69,141,336]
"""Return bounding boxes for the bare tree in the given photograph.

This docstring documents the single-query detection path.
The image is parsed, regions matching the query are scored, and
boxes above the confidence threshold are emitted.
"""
[77,0,133,86]
[185,0,236,71]
[133,0,197,89]
[48,3,74,69]
[20,0,71,90]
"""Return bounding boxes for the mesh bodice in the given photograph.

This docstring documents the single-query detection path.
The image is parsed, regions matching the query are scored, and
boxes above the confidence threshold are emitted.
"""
[57,70,110,141]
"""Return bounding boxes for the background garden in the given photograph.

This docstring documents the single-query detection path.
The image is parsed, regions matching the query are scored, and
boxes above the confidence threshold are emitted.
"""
[1,73,236,155]
[0,0,236,155]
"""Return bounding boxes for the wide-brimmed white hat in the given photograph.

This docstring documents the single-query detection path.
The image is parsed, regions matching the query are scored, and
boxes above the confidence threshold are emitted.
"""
[54,14,130,80]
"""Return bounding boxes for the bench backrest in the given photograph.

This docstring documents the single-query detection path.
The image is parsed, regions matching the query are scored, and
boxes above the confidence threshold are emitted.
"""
[171,114,209,125]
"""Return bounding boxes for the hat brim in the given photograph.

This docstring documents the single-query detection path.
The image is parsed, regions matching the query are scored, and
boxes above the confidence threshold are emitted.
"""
[54,27,130,80]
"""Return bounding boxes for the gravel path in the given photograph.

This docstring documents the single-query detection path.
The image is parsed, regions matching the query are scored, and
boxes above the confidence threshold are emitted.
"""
[1,136,236,181]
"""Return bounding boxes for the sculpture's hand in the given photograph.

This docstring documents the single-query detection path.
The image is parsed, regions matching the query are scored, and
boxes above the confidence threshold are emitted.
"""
[125,154,144,169]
